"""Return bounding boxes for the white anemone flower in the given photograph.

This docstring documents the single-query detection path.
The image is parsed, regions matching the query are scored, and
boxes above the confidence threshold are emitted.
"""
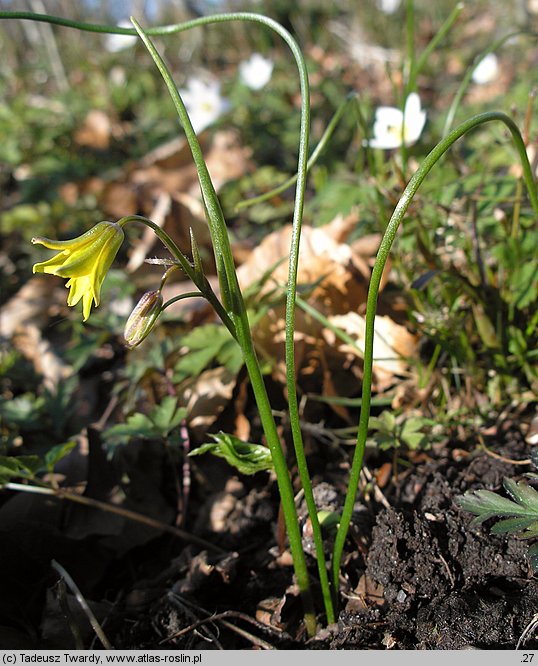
[471,53,499,85]
[179,78,230,134]
[376,0,402,14]
[367,92,426,150]
[104,20,138,53]
[239,53,274,90]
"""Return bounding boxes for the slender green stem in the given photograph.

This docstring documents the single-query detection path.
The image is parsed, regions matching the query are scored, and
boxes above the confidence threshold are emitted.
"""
[1,7,328,633]
[118,215,236,338]
[161,291,204,311]
[236,93,360,211]
[331,111,538,592]
[129,17,326,631]
[400,0,416,172]
[413,2,464,83]
[405,0,416,96]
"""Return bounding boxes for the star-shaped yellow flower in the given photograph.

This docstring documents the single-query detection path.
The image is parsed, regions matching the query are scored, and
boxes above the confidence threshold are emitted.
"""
[32,221,124,321]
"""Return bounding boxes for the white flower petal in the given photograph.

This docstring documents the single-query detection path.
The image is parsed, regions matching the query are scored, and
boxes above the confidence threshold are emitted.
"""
[239,53,274,90]
[376,0,402,14]
[368,93,426,150]
[104,20,138,53]
[179,77,230,133]
[471,53,499,85]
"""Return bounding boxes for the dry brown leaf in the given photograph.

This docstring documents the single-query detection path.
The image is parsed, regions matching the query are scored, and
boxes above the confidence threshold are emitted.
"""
[324,312,417,392]
[0,276,72,390]
[355,573,385,607]
[99,181,138,220]
[126,191,171,273]
[74,109,112,150]
[236,220,416,394]
[181,366,237,439]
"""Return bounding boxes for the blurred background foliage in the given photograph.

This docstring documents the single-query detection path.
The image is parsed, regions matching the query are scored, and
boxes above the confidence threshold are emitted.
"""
[1,0,538,467]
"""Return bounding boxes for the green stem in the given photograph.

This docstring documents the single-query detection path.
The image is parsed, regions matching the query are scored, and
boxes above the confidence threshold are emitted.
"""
[161,291,204,312]
[413,2,464,83]
[1,7,329,632]
[236,93,360,211]
[118,215,236,339]
[400,0,416,172]
[404,0,416,96]
[331,111,538,592]
[129,16,326,631]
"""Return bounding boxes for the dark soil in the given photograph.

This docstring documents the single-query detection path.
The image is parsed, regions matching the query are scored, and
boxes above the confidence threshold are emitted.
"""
[1,425,537,650]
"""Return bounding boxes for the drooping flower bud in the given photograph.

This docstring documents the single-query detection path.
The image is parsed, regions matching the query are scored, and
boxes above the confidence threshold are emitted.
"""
[124,290,163,348]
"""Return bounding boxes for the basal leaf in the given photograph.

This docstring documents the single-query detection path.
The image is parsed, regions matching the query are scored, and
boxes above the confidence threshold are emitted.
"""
[189,432,274,475]
[490,516,538,534]
[150,396,187,436]
[103,412,157,443]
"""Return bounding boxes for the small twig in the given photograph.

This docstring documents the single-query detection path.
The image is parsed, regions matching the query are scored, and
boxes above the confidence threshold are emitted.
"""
[219,619,276,650]
[51,560,113,649]
[165,593,223,648]
[361,465,391,510]
[56,578,85,649]
[517,612,538,650]
[476,439,531,466]
[437,552,455,588]
[161,610,282,649]
[5,481,225,553]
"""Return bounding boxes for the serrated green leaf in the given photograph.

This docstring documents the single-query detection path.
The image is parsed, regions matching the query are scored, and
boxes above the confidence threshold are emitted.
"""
[490,516,538,534]
[0,394,45,427]
[189,432,273,475]
[528,543,538,573]
[0,455,41,480]
[149,396,187,436]
[401,417,428,435]
[103,412,157,442]
[504,478,538,510]
[174,346,223,377]
[216,339,244,375]
[456,488,529,517]
[44,441,77,471]
[180,324,230,351]
[401,431,427,449]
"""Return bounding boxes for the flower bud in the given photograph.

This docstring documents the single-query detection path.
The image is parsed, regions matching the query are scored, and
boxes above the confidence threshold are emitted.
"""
[124,290,163,348]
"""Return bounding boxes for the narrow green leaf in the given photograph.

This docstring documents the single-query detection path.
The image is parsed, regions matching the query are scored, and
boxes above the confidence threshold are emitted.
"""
[472,304,499,349]
[189,228,204,281]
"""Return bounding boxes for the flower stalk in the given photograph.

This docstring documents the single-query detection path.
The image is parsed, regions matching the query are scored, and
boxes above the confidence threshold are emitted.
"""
[331,110,538,591]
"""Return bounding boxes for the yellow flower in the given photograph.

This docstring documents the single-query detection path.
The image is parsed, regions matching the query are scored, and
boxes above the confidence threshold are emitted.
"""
[32,221,124,321]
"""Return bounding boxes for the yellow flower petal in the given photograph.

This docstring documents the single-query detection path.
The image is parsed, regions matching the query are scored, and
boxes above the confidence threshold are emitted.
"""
[32,221,124,321]
[31,221,113,251]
